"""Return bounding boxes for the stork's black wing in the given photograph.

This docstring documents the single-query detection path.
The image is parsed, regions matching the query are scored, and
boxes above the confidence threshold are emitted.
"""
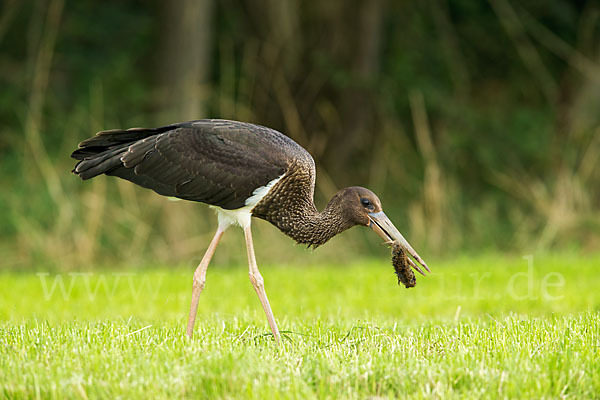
[71,120,308,210]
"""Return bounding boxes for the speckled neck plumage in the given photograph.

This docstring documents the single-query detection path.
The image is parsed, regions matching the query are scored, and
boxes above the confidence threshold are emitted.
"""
[255,196,353,247]
[251,166,354,247]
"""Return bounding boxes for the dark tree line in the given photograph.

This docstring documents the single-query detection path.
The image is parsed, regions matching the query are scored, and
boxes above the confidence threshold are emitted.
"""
[1,0,599,260]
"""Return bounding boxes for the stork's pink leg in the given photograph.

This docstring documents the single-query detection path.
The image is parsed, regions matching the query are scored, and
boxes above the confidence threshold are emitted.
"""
[243,225,281,344]
[186,227,226,338]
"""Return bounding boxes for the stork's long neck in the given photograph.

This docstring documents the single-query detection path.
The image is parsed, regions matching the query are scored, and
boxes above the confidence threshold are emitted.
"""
[289,201,355,247]
[253,190,353,247]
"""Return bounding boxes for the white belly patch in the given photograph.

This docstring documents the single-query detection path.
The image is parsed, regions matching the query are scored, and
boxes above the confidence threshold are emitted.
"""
[210,174,284,229]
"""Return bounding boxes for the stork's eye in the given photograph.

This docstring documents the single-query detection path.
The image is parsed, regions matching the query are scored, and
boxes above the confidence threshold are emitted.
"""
[360,198,373,209]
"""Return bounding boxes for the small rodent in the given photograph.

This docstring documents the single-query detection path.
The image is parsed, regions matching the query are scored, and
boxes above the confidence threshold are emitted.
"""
[391,243,416,288]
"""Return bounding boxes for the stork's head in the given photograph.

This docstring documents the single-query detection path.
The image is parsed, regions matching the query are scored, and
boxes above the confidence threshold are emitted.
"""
[334,186,429,273]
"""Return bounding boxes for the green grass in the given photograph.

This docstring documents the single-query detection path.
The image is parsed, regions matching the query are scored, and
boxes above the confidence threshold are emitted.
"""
[1,254,599,398]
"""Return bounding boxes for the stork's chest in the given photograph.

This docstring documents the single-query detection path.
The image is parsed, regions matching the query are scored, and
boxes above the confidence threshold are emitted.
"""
[251,167,315,227]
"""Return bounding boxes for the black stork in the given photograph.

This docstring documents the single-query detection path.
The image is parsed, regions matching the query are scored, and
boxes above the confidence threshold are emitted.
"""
[71,119,429,342]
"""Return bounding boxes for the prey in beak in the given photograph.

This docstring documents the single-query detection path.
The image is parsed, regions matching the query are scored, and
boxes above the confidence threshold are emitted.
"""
[368,211,430,276]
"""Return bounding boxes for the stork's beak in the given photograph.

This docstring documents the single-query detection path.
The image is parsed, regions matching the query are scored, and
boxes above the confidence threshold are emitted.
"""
[368,211,430,275]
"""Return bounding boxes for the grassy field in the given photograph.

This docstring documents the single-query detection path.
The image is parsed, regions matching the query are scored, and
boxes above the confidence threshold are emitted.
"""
[1,254,598,399]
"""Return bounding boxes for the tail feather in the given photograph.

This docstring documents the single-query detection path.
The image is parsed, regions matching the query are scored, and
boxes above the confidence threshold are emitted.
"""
[71,124,177,180]
[73,146,128,180]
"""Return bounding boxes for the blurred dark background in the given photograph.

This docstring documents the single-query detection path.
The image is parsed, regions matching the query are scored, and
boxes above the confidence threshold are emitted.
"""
[1,0,599,269]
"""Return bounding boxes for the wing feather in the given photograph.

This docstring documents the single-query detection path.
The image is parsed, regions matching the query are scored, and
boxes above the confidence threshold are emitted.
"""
[72,120,309,210]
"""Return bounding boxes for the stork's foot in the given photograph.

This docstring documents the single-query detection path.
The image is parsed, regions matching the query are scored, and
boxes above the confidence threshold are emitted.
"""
[249,270,281,343]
